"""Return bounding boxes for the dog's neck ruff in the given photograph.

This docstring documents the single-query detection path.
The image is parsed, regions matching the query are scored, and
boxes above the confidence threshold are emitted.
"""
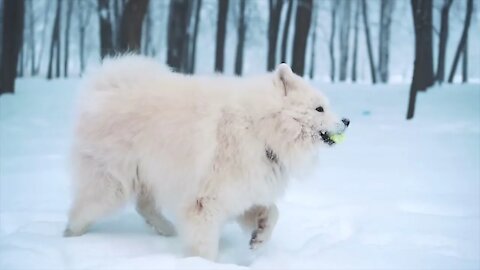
[264,145,288,199]
[265,146,279,164]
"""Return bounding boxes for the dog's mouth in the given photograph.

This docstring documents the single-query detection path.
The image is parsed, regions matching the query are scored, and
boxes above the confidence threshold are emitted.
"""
[319,131,336,146]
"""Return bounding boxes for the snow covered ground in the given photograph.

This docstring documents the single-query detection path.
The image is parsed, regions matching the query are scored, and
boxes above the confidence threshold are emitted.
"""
[0,79,479,269]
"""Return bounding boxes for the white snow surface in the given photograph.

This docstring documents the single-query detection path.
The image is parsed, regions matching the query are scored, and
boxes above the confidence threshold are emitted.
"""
[0,79,479,269]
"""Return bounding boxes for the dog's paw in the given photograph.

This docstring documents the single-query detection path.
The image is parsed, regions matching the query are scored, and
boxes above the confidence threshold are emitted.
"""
[63,227,85,237]
[249,229,267,250]
[146,219,177,237]
[151,223,176,237]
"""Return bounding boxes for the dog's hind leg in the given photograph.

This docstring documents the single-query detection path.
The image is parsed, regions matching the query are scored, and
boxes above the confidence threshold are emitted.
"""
[238,204,279,249]
[136,186,176,236]
[64,158,129,237]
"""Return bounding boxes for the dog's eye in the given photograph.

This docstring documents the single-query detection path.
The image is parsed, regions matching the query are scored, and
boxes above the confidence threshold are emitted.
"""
[316,106,324,112]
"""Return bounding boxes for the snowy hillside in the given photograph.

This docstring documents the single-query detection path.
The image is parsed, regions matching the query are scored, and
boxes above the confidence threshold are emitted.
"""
[0,79,479,269]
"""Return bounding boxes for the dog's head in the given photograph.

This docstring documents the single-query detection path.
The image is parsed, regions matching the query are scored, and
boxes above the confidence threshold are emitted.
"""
[259,64,349,161]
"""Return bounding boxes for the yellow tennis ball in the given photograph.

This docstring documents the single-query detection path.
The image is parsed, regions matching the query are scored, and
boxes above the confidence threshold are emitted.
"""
[330,133,346,144]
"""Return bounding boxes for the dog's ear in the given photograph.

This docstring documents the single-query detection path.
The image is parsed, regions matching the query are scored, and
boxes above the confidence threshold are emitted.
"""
[275,63,294,96]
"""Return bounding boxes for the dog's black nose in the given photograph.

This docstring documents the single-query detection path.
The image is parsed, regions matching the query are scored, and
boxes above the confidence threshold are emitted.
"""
[342,118,350,127]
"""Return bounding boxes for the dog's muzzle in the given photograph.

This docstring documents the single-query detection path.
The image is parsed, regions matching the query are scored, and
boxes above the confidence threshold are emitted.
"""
[319,118,350,146]
[319,131,336,145]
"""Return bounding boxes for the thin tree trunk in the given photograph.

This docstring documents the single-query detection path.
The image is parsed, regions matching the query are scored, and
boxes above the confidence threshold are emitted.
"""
[267,0,283,71]
[447,0,473,83]
[64,0,74,77]
[142,4,153,56]
[0,0,3,59]
[113,0,120,27]
[280,0,293,63]
[34,0,51,75]
[308,1,318,79]
[167,0,189,72]
[406,0,434,119]
[361,0,376,84]
[78,0,92,75]
[55,0,63,78]
[189,0,202,74]
[98,0,115,58]
[112,0,123,47]
[47,0,61,80]
[118,0,149,53]
[329,0,338,82]
[215,0,229,73]
[291,0,312,76]
[55,13,61,79]
[462,35,467,83]
[79,28,85,73]
[234,0,247,75]
[378,0,394,83]
[18,46,24,77]
[338,0,351,81]
[27,0,35,76]
[0,0,25,94]
[351,0,360,82]
[435,0,453,84]
[180,0,194,72]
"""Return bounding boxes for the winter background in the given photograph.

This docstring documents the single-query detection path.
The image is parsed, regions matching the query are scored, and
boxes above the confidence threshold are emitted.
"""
[0,0,479,269]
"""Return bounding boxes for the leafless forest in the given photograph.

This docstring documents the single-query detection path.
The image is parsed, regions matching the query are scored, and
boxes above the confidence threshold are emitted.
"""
[0,0,477,119]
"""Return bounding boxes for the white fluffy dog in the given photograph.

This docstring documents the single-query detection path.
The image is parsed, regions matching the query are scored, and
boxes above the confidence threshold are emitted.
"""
[64,55,349,260]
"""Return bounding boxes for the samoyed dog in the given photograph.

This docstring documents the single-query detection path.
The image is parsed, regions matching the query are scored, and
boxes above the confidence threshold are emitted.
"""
[64,55,349,260]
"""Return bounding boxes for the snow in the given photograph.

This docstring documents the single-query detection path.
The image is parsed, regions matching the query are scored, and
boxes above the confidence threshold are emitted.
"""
[0,79,479,269]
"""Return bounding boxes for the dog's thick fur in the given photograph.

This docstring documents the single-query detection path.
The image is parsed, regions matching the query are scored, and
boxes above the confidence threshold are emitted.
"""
[65,55,347,260]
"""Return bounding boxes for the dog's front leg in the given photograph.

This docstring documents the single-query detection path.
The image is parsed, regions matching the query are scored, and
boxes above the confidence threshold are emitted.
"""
[179,197,222,261]
[238,204,279,249]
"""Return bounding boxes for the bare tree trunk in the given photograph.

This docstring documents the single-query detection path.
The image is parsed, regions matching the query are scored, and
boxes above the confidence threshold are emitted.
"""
[18,46,24,77]
[180,0,194,72]
[55,9,61,79]
[78,0,92,75]
[351,0,360,82]
[142,3,153,56]
[98,0,115,58]
[291,0,312,76]
[54,0,63,78]
[234,0,247,75]
[118,0,149,53]
[338,0,351,81]
[47,0,61,80]
[0,0,3,59]
[308,1,318,79]
[378,0,394,83]
[435,0,453,84]
[462,35,467,83]
[215,0,229,73]
[0,0,25,94]
[329,0,338,82]
[167,0,190,72]
[361,0,376,84]
[113,0,120,27]
[447,0,472,83]
[406,0,434,120]
[27,0,35,76]
[267,0,283,71]
[167,0,197,73]
[112,0,123,47]
[34,0,51,75]
[64,0,74,77]
[280,0,293,63]
[189,0,202,74]
[79,27,85,73]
